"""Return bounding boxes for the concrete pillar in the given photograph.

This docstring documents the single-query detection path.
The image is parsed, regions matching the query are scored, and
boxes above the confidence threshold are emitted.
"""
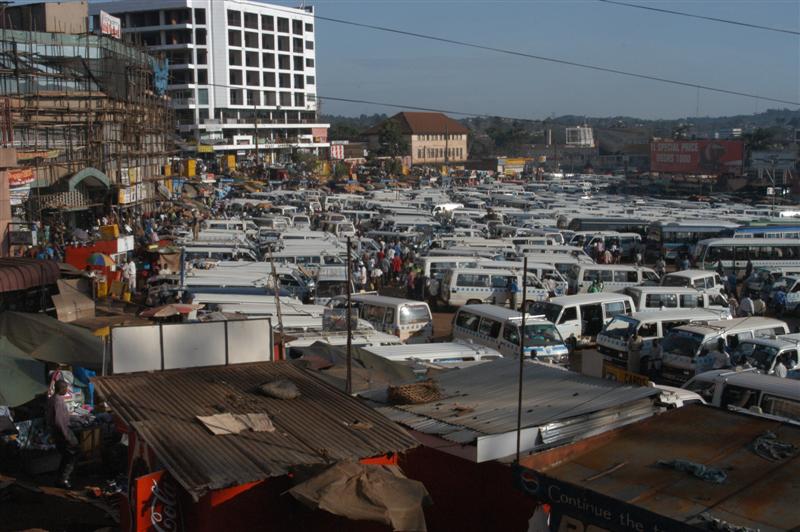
[0,170,9,257]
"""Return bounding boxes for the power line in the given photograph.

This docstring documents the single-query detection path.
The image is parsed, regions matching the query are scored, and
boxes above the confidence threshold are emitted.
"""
[597,0,800,36]
[260,4,800,106]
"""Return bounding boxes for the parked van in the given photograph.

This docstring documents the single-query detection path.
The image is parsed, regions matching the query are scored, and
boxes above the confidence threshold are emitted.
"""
[597,308,730,370]
[658,318,790,384]
[414,256,479,303]
[661,269,726,295]
[331,295,433,343]
[768,275,800,310]
[527,293,635,347]
[452,304,569,363]
[440,268,549,308]
[325,220,357,238]
[313,266,353,305]
[568,264,659,294]
[270,250,346,275]
[683,369,800,424]
[202,219,258,237]
[730,333,800,377]
[520,253,594,276]
[474,259,569,296]
[182,246,258,262]
[623,286,729,313]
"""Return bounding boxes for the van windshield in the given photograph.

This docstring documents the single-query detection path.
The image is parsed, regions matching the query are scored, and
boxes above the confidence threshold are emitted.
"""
[523,323,562,346]
[528,301,561,323]
[742,344,779,371]
[662,276,690,287]
[662,331,704,358]
[317,281,348,298]
[603,316,637,338]
[399,305,431,325]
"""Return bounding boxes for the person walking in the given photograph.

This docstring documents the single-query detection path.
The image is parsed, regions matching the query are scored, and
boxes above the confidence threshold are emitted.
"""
[739,293,755,317]
[655,256,666,279]
[47,380,79,489]
[508,277,520,310]
[627,332,644,374]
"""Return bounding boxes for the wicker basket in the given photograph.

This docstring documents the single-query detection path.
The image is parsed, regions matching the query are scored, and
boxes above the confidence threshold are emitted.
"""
[387,380,442,405]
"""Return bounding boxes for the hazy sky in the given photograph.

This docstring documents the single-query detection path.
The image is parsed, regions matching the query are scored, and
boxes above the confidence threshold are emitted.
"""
[272,0,799,119]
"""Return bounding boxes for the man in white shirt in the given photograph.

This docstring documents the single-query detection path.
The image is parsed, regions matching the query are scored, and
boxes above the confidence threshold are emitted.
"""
[739,294,755,317]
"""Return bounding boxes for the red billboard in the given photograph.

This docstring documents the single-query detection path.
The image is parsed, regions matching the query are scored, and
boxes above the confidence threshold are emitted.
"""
[650,140,744,175]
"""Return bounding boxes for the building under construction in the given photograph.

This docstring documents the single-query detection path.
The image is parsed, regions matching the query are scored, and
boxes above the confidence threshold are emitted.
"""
[0,15,174,239]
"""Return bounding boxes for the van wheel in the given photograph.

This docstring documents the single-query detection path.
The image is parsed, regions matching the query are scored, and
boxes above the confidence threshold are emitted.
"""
[466,299,481,305]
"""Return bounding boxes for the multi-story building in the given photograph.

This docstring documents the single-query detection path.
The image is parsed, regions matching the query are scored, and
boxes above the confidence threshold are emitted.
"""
[90,0,330,163]
[365,112,469,166]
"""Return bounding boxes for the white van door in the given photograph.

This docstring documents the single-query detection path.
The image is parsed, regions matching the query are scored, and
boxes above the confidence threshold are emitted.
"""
[555,306,581,344]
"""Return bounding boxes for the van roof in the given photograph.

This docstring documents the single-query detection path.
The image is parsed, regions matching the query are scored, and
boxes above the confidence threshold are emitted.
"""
[688,369,800,399]
[737,332,800,349]
[351,294,431,308]
[672,317,788,336]
[456,303,550,323]
[577,264,654,272]
[663,269,718,279]
[625,308,729,322]
[548,293,635,305]
[626,286,706,295]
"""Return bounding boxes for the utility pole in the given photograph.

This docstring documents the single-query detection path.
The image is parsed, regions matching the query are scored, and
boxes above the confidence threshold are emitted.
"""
[253,99,260,167]
[267,247,285,359]
[515,257,528,462]
[345,236,353,394]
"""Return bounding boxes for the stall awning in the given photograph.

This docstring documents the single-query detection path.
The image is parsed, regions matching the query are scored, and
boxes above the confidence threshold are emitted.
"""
[0,258,60,293]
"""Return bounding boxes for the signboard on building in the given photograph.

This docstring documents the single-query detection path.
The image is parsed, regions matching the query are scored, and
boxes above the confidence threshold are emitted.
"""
[650,140,744,175]
[751,150,797,171]
[330,144,345,160]
[99,11,122,40]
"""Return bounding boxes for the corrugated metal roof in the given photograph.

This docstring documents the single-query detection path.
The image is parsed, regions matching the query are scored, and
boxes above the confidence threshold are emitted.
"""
[364,112,470,135]
[94,361,418,501]
[0,258,60,293]
[527,405,800,531]
[375,358,659,445]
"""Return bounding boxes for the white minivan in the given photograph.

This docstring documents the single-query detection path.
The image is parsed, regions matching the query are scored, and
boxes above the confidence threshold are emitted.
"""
[623,286,729,313]
[331,294,433,343]
[661,269,726,296]
[452,304,569,363]
[597,308,730,371]
[440,268,549,308]
[527,293,635,347]
[568,264,659,294]
[658,317,790,384]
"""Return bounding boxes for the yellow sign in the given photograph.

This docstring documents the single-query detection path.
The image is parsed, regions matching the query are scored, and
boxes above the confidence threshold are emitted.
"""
[197,144,214,153]
[602,360,650,387]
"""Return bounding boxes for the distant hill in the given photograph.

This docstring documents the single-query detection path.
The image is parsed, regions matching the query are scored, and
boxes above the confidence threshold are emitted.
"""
[323,108,800,157]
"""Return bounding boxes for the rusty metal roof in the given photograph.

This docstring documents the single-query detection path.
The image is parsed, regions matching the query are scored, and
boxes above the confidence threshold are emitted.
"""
[0,258,60,293]
[93,361,418,500]
[524,405,800,531]
[364,112,470,135]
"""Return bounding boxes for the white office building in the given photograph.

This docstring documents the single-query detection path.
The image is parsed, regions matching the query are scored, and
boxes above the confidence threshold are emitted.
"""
[90,0,330,162]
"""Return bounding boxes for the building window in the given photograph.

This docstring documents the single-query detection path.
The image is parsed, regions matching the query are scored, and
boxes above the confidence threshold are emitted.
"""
[293,38,303,53]
[277,17,289,32]
[305,40,314,50]
[229,50,242,66]
[244,31,259,48]
[278,36,290,51]
[229,69,243,85]
[196,69,208,84]
[418,149,423,158]
[264,91,276,106]
[262,53,275,68]
[196,49,207,65]
[306,75,315,85]
[244,12,258,29]
[293,56,304,70]
[305,23,313,32]
[294,93,305,107]
[247,90,259,106]
[306,58,314,67]
[245,51,259,67]
[280,92,291,106]
[262,15,274,31]
[227,10,241,26]
[279,73,291,88]
[292,19,303,34]
[246,71,260,87]
[194,8,206,25]
[278,55,290,70]
[228,30,241,47]
[262,34,274,50]
[195,28,207,45]
[197,88,209,105]
[263,72,275,87]
[294,74,304,88]
[230,89,243,105]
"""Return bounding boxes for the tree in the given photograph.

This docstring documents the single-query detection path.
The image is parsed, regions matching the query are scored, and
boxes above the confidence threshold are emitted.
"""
[377,120,409,157]
[291,150,318,174]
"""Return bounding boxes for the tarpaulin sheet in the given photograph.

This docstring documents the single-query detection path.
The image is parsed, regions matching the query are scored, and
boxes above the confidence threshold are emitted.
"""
[0,312,104,370]
[52,279,95,322]
[0,337,47,406]
[289,462,430,532]
[293,342,416,393]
